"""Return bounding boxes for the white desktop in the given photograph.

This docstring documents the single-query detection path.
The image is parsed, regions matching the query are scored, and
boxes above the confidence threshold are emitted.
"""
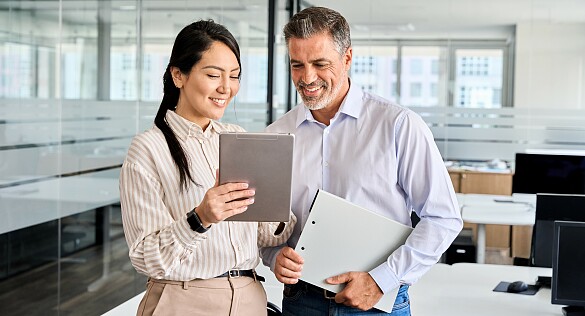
[410,263,561,316]
[458,193,536,264]
[103,263,567,316]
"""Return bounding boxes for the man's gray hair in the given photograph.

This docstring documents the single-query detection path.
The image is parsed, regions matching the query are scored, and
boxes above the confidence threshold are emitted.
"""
[283,6,351,55]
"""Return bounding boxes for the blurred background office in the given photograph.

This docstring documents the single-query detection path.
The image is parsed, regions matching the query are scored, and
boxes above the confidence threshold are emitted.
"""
[1,0,585,315]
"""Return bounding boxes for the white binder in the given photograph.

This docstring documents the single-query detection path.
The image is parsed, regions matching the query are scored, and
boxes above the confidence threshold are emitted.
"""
[296,190,413,313]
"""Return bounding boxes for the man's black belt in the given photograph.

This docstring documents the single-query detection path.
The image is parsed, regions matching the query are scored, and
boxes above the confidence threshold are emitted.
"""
[297,279,336,299]
[215,269,265,282]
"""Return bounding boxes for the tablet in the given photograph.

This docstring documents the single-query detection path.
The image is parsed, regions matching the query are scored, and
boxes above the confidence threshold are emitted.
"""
[219,132,294,222]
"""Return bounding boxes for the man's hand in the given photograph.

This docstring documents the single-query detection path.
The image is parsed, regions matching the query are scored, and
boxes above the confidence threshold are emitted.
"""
[274,247,304,284]
[326,272,383,311]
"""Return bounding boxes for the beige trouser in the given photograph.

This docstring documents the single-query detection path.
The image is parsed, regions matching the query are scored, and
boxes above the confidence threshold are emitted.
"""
[136,276,267,316]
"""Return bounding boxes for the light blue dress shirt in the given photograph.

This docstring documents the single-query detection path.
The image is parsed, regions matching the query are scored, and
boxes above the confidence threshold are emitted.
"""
[261,81,463,294]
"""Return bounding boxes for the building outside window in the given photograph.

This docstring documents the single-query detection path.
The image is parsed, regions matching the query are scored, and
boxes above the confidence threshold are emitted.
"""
[350,45,398,102]
[410,82,422,97]
[350,42,507,108]
[454,49,504,108]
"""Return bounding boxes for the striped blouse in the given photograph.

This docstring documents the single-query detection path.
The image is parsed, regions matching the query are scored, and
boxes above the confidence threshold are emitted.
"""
[120,110,295,281]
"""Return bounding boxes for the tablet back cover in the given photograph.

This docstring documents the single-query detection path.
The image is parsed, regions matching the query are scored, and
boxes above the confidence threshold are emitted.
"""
[219,132,294,222]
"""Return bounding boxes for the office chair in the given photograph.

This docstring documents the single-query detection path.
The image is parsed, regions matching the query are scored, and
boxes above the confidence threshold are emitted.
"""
[513,194,585,268]
[512,196,550,267]
[267,301,282,316]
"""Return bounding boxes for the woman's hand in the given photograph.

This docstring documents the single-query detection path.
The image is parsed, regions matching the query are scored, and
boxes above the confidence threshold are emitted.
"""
[195,170,255,227]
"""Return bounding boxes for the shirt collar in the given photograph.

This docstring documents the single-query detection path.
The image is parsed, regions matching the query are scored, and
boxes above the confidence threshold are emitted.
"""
[165,110,228,141]
[295,79,363,128]
[339,80,363,119]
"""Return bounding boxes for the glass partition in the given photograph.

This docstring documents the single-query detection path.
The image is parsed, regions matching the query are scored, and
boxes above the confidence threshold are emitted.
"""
[0,0,273,314]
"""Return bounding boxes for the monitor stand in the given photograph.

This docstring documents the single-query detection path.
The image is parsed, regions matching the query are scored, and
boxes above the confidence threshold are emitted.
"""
[562,306,585,316]
[536,275,551,288]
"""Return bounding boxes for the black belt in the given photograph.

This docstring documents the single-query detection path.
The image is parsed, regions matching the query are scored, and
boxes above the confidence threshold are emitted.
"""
[297,279,336,299]
[215,269,265,282]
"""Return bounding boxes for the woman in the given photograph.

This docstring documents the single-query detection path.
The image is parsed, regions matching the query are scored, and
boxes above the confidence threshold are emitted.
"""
[119,20,295,316]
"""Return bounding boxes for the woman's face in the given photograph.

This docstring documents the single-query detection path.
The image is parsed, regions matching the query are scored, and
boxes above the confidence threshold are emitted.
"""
[172,41,240,129]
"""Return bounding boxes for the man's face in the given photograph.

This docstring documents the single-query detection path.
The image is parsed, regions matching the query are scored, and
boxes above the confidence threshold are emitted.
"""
[288,32,352,111]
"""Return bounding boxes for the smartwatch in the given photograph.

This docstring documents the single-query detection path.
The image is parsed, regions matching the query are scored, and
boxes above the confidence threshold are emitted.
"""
[186,208,210,233]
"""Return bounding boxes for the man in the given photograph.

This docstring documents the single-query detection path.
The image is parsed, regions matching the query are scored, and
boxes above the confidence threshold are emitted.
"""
[261,6,463,316]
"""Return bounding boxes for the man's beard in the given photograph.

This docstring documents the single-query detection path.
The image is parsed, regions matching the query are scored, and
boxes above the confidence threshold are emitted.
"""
[296,78,343,111]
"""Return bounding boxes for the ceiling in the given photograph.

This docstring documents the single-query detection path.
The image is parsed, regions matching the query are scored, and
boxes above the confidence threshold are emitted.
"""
[310,0,585,39]
[2,0,585,41]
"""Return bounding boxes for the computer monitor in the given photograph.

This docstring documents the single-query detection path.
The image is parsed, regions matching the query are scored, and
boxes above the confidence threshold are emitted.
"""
[531,194,585,268]
[512,153,585,195]
[552,221,585,316]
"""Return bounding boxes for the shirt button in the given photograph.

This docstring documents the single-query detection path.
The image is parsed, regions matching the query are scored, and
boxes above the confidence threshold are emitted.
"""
[324,161,329,167]
[199,139,204,144]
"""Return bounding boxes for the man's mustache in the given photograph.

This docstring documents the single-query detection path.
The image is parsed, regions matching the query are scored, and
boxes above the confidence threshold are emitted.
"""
[297,80,328,89]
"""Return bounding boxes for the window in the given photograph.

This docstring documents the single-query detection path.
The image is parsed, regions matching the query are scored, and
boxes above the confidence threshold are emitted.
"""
[430,83,438,98]
[410,82,422,97]
[350,46,398,102]
[140,44,170,101]
[323,41,510,108]
[431,59,439,75]
[492,88,502,105]
[410,59,423,75]
[454,49,504,108]
[0,42,34,98]
[400,46,446,107]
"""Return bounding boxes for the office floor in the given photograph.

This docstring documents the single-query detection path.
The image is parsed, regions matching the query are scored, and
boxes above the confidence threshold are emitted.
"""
[0,211,514,316]
[0,207,147,316]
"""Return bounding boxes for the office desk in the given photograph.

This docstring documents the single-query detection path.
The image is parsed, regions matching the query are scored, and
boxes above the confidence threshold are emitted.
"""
[458,194,535,264]
[411,263,560,316]
[104,263,562,316]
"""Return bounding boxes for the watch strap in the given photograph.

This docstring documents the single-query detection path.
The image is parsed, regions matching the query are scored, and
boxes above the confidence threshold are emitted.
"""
[187,208,210,233]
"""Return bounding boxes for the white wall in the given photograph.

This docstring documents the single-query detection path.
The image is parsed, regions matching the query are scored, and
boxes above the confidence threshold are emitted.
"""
[515,22,585,109]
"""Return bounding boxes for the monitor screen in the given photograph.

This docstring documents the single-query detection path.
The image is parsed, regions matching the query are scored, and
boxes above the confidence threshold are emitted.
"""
[513,153,585,195]
[552,221,585,308]
[532,194,585,268]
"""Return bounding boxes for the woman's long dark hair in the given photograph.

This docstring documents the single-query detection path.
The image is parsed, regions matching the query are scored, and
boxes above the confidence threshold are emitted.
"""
[155,20,241,191]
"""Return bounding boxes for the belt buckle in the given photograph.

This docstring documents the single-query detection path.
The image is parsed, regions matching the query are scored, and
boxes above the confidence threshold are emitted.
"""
[323,289,336,300]
[228,270,241,278]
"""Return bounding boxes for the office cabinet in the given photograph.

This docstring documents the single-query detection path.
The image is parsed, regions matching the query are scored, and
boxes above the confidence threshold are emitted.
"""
[511,226,533,259]
[449,170,512,195]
